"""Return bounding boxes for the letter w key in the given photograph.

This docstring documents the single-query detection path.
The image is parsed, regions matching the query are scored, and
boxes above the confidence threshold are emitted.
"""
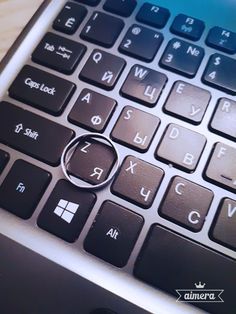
[121,65,167,107]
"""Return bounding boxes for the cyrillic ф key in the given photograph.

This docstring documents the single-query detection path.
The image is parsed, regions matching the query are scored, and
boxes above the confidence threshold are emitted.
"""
[9,65,76,115]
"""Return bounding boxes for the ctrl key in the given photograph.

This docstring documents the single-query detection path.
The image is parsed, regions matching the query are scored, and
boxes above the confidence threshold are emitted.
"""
[0,160,51,219]
[84,201,143,267]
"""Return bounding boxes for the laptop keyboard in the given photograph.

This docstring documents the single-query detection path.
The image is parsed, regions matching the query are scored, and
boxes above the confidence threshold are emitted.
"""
[0,1,236,313]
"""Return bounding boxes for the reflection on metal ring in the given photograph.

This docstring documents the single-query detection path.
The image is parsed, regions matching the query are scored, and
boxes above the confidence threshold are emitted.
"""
[61,132,120,190]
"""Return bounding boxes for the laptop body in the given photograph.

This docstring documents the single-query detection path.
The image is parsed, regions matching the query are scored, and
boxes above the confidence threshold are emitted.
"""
[0,1,235,313]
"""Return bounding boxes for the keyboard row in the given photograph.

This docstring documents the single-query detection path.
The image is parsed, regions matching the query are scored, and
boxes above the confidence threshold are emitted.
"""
[32,29,236,95]
[56,1,236,55]
[0,101,236,193]
[8,62,236,139]
[0,158,235,253]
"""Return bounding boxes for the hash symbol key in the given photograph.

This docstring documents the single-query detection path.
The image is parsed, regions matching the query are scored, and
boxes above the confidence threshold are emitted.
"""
[160,38,204,78]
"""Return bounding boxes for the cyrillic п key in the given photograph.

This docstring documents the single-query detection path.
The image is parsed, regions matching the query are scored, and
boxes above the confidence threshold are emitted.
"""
[9,65,76,115]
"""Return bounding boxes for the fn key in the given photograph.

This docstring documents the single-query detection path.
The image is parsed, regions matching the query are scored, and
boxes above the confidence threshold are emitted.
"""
[0,160,51,219]
[135,225,236,314]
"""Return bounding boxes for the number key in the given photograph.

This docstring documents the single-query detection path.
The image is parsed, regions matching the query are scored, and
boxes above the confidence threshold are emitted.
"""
[119,24,163,62]
[202,53,236,95]
[159,38,204,78]
[80,11,124,48]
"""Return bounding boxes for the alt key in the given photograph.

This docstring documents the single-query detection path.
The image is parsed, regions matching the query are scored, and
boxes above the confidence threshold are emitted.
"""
[84,201,143,267]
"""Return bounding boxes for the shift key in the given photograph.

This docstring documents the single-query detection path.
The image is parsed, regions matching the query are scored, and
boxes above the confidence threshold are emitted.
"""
[9,65,76,115]
[0,102,74,166]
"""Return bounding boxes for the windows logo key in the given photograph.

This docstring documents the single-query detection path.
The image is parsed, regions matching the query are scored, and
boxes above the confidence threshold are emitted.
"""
[53,199,79,224]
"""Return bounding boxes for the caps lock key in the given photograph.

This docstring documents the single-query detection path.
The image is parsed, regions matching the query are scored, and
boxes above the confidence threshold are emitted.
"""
[9,65,76,115]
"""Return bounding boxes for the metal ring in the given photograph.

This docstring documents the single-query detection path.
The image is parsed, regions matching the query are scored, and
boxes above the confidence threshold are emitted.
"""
[61,132,120,190]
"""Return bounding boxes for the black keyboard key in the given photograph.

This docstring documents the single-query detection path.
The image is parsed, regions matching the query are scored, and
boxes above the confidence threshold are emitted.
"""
[103,0,137,17]
[156,124,206,172]
[9,65,76,115]
[205,143,236,192]
[79,49,126,90]
[111,106,160,152]
[0,160,51,219]
[164,81,211,124]
[84,201,143,267]
[80,11,124,48]
[68,89,116,132]
[211,198,236,251]
[159,38,204,78]
[121,65,167,107]
[159,176,213,232]
[38,180,96,242]
[53,2,87,35]
[0,102,74,166]
[0,150,9,174]
[32,32,86,74]
[170,14,205,41]
[119,24,163,62]
[112,156,164,208]
[210,98,236,140]
[202,53,236,95]
[134,225,236,314]
[75,0,100,6]
[136,3,170,29]
[67,138,116,185]
[206,27,236,54]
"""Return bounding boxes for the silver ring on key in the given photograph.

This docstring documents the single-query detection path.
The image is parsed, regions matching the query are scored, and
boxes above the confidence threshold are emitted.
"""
[61,132,120,190]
